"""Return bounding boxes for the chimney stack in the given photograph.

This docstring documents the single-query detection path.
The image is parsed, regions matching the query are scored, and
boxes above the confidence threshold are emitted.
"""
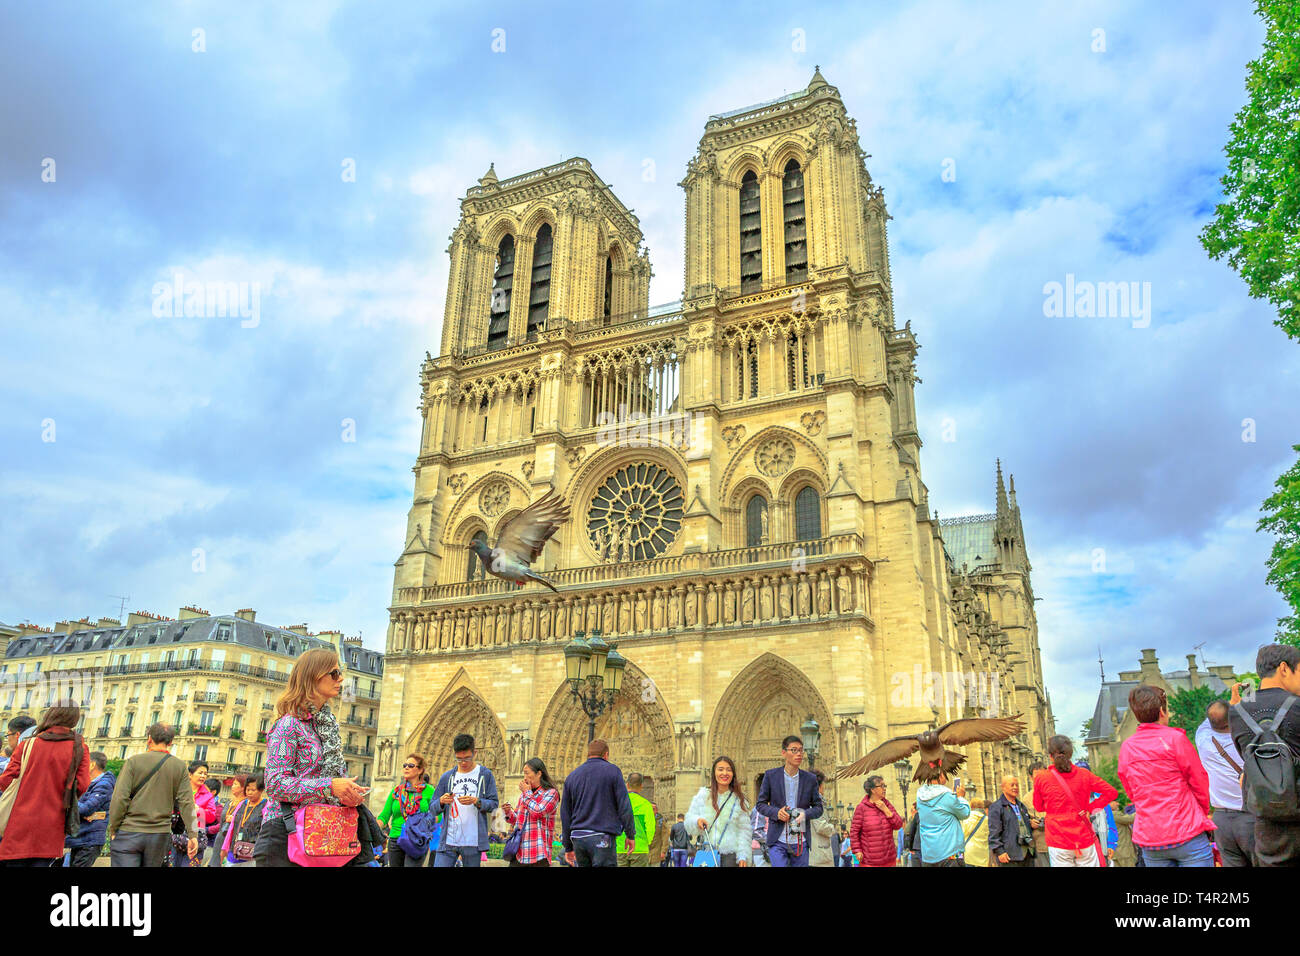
[235,609,256,622]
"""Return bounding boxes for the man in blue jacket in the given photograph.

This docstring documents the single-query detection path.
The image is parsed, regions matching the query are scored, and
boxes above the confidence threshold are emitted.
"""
[755,735,824,866]
[560,738,634,867]
[66,751,115,867]
[432,733,499,868]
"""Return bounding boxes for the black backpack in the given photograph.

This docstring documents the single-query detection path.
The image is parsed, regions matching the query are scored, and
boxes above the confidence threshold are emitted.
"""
[1234,695,1300,820]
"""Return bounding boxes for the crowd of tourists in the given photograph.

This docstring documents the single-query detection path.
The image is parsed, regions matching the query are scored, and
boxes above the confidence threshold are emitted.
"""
[1,641,1297,868]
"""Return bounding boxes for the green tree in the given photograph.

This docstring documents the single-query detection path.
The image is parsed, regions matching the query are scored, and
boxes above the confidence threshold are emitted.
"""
[1200,0,1300,341]
[1201,2,1300,648]
[1260,446,1300,645]
[1080,718,1093,740]
[1093,757,1127,807]
[105,758,124,777]
[1167,685,1230,740]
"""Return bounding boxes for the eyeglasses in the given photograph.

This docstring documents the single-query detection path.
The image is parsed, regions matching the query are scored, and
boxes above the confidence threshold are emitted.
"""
[785,747,804,755]
[402,762,417,769]
[325,668,343,680]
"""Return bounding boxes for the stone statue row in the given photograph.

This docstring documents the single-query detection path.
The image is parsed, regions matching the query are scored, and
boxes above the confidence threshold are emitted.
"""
[389,564,867,654]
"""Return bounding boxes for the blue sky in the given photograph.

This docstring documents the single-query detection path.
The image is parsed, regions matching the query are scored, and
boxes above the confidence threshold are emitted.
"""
[1,0,1294,748]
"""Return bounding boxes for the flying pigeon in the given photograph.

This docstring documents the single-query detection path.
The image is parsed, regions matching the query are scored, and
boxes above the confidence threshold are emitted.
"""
[834,714,1026,781]
[469,488,570,592]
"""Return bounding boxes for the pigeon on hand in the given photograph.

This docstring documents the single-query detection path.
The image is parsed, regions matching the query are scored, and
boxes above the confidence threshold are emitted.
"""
[834,715,1026,780]
[469,488,570,592]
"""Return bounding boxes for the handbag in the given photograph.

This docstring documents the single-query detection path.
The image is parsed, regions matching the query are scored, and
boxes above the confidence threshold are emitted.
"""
[229,798,261,861]
[1050,769,1108,867]
[693,793,739,867]
[282,802,360,867]
[62,734,85,838]
[0,737,36,836]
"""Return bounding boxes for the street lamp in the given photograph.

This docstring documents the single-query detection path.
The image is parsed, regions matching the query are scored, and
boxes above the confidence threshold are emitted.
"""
[565,631,624,743]
[893,758,913,811]
[800,715,821,769]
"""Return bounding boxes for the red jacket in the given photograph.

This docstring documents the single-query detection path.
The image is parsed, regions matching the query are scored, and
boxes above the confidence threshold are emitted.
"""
[1031,765,1116,850]
[849,797,903,866]
[0,729,91,861]
[1118,721,1214,848]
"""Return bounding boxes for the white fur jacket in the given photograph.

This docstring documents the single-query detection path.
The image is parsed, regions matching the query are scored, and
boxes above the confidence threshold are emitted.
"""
[683,787,753,859]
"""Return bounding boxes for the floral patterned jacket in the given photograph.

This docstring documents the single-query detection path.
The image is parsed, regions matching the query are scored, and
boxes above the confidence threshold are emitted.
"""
[263,706,347,818]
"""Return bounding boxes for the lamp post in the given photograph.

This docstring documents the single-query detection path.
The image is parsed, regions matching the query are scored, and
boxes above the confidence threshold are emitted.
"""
[563,630,625,743]
[893,758,913,812]
[800,715,821,770]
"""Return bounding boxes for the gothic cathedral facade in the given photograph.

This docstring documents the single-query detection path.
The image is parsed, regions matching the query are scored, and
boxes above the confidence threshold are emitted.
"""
[373,70,1055,819]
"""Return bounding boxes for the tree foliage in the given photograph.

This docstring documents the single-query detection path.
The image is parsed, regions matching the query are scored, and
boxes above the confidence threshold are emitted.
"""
[1093,757,1127,807]
[1259,445,1300,645]
[1200,0,1300,341]
[1168,685,1230,740]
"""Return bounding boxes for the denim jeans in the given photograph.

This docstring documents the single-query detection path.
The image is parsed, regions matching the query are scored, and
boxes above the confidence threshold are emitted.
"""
[769,842,809,866]
[66,845,101,867]
[1140,832,1215,867]
[570,833,618,867]
[670,848,689,867]
[434,846,481,867]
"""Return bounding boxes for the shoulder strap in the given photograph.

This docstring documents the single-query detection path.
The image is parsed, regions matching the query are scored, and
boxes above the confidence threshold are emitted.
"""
[1212,737,1243,775]
[1049,769,1085,813]
[128,753,171,801]
[1275,694,1299,729]
[1234,701,1265,736]
[964,812,986,846]
[63,734,83,809]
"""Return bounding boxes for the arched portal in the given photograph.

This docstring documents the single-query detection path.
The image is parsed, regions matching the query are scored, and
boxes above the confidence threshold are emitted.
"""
[535,662,676,816]
[709,652,835,790]
[408,675,507,778]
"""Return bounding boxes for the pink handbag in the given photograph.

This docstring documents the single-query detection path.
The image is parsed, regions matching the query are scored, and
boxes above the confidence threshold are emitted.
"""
[284,803,360,867]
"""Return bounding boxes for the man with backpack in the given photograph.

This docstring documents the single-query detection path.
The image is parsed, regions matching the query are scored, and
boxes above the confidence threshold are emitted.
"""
[1229,644,1300,867]
[107,723,197,867]
[1196,700,1255,866]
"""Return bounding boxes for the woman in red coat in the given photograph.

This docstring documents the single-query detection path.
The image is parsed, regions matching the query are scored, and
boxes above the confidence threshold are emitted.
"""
[849,775,905,866]
[0,703,91,866]
[1031,735,1116,867]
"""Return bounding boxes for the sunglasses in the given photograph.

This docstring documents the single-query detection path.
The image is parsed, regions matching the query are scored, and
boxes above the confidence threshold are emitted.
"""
[325,668,343,681]
[402,762,418,769]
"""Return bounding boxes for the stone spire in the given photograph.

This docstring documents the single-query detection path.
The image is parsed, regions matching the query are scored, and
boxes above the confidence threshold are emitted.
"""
[1009,473,1018,510]
[808,65,828,91]
[995,459,1009,515]
[478,163,498,187]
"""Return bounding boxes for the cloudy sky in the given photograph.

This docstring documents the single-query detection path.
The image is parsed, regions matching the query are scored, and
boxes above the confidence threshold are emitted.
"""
[1,0,1293,747]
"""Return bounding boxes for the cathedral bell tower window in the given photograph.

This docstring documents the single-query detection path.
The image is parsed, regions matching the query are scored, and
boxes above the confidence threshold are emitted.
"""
[527,223,553,337]
[739,170,762,294]
[603,254,613,320]
[488,235,514,350]
[782,160,807,284]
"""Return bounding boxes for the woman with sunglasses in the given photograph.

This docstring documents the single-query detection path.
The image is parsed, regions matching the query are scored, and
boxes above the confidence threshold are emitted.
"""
[378,753,434,867]
[254,649,373,867]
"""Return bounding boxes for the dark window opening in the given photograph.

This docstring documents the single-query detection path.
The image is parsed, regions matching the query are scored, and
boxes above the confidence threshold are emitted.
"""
[603,255,613,320]
[795,486,821,541]
[782,159,807,285]
[745,495,768,548]
[466,530,487,582]
[739,170,762,294]
[488,235,514,351]
[527,224,552,336]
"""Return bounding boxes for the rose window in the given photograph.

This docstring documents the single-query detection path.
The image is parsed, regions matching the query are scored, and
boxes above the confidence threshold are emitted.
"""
[587,464,684,561]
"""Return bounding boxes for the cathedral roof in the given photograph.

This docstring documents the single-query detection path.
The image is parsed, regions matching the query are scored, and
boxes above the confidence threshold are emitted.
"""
[939,513,997,572]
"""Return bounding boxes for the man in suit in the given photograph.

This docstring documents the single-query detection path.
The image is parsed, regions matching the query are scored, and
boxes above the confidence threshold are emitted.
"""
[755,735,824,866]
[988,774,1039,867]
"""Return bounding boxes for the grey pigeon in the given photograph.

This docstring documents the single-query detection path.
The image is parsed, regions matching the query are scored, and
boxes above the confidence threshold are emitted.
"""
[469,488,570,592]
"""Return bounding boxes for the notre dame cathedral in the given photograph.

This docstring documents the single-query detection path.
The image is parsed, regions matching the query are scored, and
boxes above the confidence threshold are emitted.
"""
[372,69,1055,819]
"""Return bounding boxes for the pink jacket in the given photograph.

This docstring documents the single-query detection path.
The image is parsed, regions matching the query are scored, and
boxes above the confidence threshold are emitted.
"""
[1118,722,1215,848]
[194,784,221,832]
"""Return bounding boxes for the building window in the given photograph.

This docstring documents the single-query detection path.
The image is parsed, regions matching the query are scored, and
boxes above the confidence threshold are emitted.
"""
[119,746,127,760]
[465,529,488,582]
[586,463,685,561]
[794,486,822,541]
[150,711,160,725]
[228,748,236,764]
[739,170,762,294]
[745,495,769,548]
[194,745,208,762]
[487,234,514,350]
[603,254,613,319]
[527,223,552,336]
[782,159,807,284]
[199,711,214,730]
[174,711,184,728]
